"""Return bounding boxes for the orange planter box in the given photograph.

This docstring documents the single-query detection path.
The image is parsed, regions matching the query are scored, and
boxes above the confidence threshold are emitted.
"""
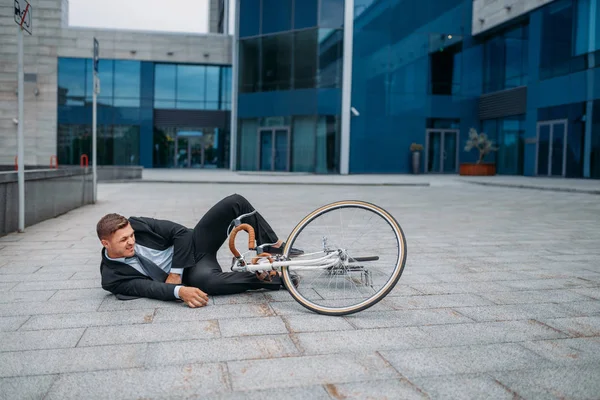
[459,163,496,176]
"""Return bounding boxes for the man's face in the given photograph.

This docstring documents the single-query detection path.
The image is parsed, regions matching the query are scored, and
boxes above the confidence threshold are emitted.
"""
[101,223,135,258]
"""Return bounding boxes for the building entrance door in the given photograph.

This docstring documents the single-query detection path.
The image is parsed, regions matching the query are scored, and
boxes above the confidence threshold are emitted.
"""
[536,119,568,177]
[258,127,290,171]
[175,134,205,168]
[425,129,459,173]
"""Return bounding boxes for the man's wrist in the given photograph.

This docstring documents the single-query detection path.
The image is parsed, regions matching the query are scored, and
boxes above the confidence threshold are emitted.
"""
[174,285,183,299]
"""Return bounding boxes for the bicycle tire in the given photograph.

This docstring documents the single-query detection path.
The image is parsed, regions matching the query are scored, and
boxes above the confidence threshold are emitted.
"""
[281,200,407,316]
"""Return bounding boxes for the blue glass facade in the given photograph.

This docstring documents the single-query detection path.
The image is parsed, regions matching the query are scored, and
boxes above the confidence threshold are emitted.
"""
[236,0,343,173]
[345,0,600,178]
[57,58,232,169]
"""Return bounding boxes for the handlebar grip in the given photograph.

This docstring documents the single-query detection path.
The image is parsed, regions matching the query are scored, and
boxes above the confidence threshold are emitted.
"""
[228,223,256,258]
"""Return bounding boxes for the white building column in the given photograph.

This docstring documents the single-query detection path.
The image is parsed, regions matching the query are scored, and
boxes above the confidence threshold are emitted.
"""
[229,0,240,171]
[339,0,355,175]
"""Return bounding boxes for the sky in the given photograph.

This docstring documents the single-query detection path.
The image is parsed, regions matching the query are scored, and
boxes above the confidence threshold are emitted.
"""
[68,0,227,34]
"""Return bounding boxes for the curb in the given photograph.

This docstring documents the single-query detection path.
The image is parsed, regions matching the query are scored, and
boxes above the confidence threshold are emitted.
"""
[100,179,431,187]
[463,180,600,195]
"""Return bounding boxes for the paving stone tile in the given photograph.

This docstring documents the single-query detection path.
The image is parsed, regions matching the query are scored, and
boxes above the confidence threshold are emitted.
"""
[453,303,576,322]
[263,288,323,302]
[478,289,592,305]
[296,327,431,355]
[227,353,399,391]
[0,282,17,292]
[0,343,147,378]
[145,334,299,366]
[0,328,84,352]
[11,279,99,291]
[282,314,355,333]
[323,379,427,399]
[219,316,287,337]
[0,298,103,317]
[380,343,547,378]
[571,287,600,300]
[0,375,59,400]
[558,300,600,316]
[408,281,511,295]
[0,290,56,303]
[393,273,440,284]
[207,385,331,400]
[411,374,513,400]
[69,271,103,280]
[0,266,42,274]
[521,337,600,365]
[48,288,108,301]
[20,309,156,331]
[498,278,596,291]
[346,308,473,329]
[78,320,220,346]
[212,292,268,305]
[153,303,275,322]
[45,363,229,400]
[97,296,173,312]
[539,316,600,337]
[491,364,600,400]
[0,316,29,332]
[384,293,495,310]
[419,320,568,347]
[269,298,394,316]
[434,271,535,283]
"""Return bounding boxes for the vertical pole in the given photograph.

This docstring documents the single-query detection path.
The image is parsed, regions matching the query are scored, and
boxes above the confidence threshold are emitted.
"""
[229,0,239,171]
[92,73,97,203]
[17,27,25,232]
[340,0,355,175]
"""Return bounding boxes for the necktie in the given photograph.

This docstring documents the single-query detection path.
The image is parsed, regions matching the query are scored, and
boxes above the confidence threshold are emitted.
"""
[135,252,168,282]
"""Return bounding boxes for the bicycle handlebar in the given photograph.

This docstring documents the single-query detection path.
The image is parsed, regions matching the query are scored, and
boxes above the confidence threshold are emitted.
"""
[228,223,256,258]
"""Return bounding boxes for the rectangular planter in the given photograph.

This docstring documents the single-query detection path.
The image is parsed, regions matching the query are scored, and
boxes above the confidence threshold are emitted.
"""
[459,163,496,176]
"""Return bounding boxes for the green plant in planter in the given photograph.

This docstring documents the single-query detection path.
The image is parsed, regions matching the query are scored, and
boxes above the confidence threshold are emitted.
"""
[410,143,424,152]
[464,128,498,164]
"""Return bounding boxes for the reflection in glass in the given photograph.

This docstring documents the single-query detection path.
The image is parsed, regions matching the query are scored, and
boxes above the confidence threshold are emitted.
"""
[294,0,318,29]
[537,124,550,175]
[154,127,223,168]
[262,33,292,91]
[294,29,318,89]
[87,59,113,106]
[443,132,457,172]
[260,130,273,171]
[427,131,441,172]
[58,58,86,106]
[154,64,176,108]
[206,66,220,110]
[318,29,343,88]
[239,0,260,37]
[320,0,344,28]
[177,65,206,108]
[496,118,525,175]
[113,60,141,107]
[551,123,565,176]
[239,39,260,93]
[274,129,289,171]
[261,0,292,34]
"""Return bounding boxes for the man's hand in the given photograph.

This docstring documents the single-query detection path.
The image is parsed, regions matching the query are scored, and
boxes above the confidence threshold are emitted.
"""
[179,286,209,308]
[165,273,182,285]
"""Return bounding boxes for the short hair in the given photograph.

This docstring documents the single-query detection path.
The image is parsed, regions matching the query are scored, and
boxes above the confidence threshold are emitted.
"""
[96,213,129,240]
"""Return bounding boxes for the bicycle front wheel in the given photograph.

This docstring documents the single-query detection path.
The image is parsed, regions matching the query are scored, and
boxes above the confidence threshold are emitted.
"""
[281,200,407,316]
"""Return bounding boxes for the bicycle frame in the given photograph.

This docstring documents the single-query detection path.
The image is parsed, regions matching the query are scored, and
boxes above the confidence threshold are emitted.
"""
[231,251,342,273]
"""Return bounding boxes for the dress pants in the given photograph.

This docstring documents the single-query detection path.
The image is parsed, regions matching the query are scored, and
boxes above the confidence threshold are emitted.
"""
[182,194,282,295]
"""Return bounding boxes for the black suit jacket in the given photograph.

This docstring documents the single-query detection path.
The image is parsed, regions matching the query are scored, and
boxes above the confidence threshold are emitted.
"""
[100,216,195,301]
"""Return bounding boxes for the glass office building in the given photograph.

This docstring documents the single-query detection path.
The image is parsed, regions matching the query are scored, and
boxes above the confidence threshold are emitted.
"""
[233,0,600,178]
[57,58,232,169]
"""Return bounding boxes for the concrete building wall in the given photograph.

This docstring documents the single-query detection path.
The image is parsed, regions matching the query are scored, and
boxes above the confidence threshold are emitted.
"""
[472,0,557,35]
[0,0,232,167]
[209,0,223,34]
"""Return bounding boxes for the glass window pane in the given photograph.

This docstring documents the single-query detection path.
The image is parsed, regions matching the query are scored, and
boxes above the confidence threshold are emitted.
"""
[240,38,260,93]
[113,61,141,107]
[220,67,232,110]
[262,33,292,91]
[58,58,86,106]
[154,64,176,108]
[262,0,292,34]
[112,126,140,165]
[320,0,344,28]
[294,0,318,29]
[177,65,206,109]
[240,0,260,37]
[540,0,574,79]
[294,29,318,89]
[206,66,220,110]
[318,29,343,88]
[292,116,315,172]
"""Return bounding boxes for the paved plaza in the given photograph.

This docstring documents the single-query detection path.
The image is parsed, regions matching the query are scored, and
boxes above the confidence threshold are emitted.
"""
[0,177,599,399]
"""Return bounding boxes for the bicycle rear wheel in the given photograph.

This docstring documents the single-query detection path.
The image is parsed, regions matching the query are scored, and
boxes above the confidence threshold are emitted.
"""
[281,200,407,316]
